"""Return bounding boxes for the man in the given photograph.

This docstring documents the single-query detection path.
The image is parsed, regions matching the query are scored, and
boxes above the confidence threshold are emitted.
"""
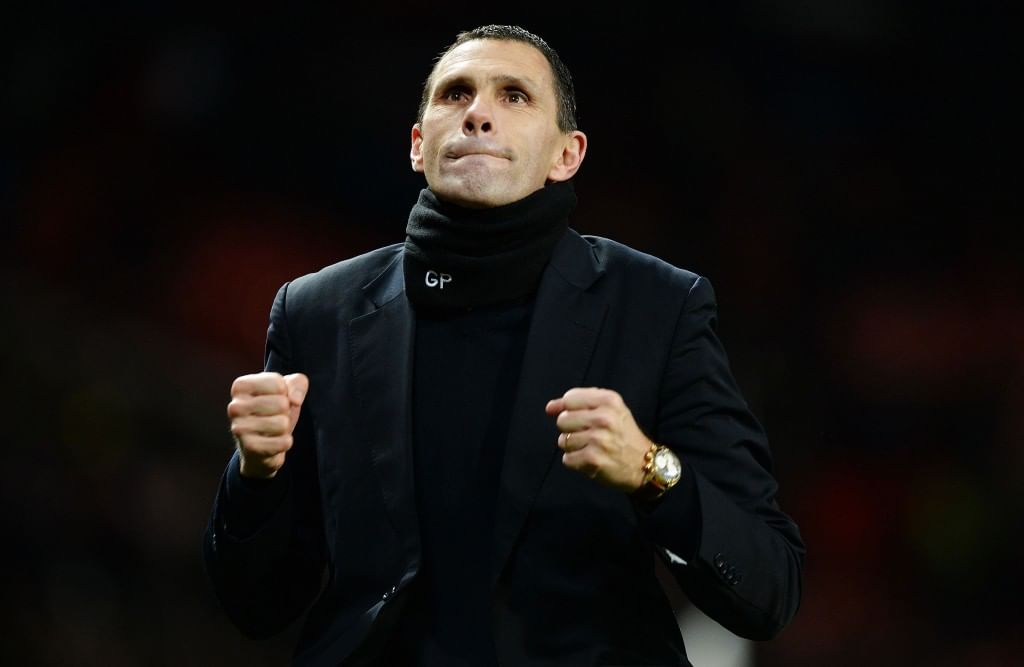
[204,25,804,666]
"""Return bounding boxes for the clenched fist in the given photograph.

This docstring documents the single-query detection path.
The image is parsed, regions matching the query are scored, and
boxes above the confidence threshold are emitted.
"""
[545,387,653,492]
[227,372,309,479]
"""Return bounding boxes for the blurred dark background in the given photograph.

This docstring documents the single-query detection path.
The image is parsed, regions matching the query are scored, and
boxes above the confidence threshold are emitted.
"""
[2,2,1020,665]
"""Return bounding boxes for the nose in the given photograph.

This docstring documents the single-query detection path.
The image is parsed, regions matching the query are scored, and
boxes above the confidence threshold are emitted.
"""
[463,97,494,135]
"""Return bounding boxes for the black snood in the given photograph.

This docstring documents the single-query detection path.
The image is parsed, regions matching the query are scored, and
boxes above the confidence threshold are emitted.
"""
[403,181,576,311]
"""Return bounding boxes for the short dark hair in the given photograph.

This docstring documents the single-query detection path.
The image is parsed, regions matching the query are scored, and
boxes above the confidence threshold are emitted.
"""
[416,25,578,133]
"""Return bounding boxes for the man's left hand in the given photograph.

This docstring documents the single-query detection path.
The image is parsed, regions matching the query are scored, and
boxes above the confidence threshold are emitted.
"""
[545,387,652,493]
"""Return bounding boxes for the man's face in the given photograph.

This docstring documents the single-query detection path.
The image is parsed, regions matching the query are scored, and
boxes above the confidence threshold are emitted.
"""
[410,39,585,208]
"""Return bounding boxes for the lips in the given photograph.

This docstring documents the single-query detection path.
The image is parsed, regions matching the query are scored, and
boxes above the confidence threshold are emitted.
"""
[445,144,511,161]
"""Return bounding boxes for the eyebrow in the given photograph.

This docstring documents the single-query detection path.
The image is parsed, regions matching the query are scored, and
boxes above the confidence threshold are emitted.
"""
[434,73,540,95]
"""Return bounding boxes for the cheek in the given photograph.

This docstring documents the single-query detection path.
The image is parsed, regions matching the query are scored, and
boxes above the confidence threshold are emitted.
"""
[528,137,560,177]
[530,127,559,160]
[422,111,453,138]
[420,124,448,162]
[416,137,439,170]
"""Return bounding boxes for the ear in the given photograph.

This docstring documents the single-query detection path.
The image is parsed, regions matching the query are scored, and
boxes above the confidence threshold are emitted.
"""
[547,130,587,183]
[410,123,425,173]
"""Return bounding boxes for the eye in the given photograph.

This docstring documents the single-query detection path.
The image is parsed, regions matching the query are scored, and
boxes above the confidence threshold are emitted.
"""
[506,90,528,104]
[442,86,469,102]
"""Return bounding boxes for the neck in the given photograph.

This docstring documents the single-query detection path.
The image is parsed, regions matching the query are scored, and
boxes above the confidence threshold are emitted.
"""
[402,181,577,312]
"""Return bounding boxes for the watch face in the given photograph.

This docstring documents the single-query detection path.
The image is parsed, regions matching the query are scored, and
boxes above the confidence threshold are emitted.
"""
[654,448,682,484]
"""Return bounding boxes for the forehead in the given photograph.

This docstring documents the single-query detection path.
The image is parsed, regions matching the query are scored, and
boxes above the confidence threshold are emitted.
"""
[432,39,554,93]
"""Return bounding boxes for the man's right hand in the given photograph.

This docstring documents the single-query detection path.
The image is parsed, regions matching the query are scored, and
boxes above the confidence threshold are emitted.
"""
[227,372,309,479]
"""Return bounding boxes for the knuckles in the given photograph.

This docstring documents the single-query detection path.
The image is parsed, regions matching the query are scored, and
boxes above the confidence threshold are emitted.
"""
[227,414,290,438]
[226,400,244,419]
[591,409,613,429]
[226,394,290,420]
[264,395,290,413]
[274,414,291,433]
[555,407,619,433]
[230,372,287,398]
[558,388,628,414]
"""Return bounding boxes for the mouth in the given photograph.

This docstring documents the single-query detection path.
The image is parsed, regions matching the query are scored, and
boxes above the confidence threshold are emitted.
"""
[445,147,512,161]
[449,153,507,161]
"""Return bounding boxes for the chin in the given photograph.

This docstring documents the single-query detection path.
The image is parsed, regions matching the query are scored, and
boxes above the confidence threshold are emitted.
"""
[431,175,524,209]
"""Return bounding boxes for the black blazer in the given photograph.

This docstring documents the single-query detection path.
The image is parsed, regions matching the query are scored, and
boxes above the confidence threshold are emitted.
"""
[203,228,805,666]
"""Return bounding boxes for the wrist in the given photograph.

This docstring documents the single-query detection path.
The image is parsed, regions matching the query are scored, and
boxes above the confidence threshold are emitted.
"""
[239,457,279,480]
[632,443,682,500]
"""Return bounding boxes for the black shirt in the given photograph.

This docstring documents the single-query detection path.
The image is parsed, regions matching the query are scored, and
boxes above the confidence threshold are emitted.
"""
[386,297,534,665]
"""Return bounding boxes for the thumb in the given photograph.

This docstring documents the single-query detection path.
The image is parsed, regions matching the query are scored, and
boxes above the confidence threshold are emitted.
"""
[284,373,309,435]
[284,372,309,407]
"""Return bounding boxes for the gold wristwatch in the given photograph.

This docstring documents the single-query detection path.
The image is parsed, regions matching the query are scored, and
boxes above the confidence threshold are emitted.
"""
[636,443,682,500]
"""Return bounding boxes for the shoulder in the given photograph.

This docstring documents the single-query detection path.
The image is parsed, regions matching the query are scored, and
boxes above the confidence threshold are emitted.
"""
[279,242,404,315]
[294,243,404,288]
[580,234,704,296]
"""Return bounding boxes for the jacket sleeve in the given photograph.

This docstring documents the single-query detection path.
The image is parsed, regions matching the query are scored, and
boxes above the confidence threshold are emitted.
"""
[202,282,328,638]
[637,275,805,640]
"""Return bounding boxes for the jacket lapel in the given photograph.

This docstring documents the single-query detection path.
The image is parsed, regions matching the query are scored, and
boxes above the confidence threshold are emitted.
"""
[348,251,420,554]
[346,230,607,580]
[491,229,607,585]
